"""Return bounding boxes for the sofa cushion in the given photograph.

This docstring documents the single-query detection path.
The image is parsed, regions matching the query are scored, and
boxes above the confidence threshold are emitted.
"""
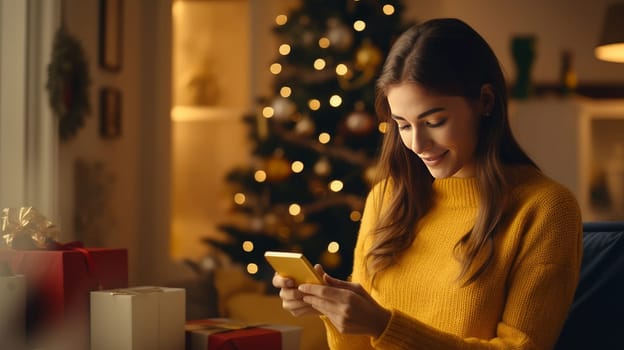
[554,222,624,350]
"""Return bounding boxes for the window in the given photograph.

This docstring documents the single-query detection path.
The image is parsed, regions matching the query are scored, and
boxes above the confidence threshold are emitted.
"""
[0,0,59,220]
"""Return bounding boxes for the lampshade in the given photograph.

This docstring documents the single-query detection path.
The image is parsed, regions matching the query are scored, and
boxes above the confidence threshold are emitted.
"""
[595,3,624,63]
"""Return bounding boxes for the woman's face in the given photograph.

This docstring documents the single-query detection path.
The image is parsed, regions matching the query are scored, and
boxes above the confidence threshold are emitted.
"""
[386,82,482,179]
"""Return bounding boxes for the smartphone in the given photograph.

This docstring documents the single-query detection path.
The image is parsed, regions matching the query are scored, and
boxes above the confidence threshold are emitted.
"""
[264,251,324,285]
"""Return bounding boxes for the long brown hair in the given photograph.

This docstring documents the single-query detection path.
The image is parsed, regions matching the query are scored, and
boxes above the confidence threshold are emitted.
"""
[367,18,537,286]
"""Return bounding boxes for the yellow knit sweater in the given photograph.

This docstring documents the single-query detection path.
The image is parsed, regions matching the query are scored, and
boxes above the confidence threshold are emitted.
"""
[323,166,582,350]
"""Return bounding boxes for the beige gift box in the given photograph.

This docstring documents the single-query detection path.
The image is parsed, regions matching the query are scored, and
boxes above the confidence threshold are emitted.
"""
[90,286,185,350]
[0,274,26,350]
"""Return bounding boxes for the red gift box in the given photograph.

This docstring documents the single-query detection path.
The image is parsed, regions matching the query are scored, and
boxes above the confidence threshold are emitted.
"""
[186,319,301,350]
[0,248,128,350]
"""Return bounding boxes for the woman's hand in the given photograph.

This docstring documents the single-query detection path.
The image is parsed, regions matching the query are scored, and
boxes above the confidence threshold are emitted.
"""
[299,265,391,338]
[272,269,321,317]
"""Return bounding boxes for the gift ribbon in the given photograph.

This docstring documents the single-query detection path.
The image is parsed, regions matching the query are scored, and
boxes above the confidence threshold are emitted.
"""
[186,320,282,350]
[54,241,104,290]
[107,287,164,296]
[186,320,265,332]
[208,327,281,350]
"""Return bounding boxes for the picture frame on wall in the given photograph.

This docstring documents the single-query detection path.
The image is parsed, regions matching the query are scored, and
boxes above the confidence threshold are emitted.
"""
[99,0,123,72]
[99,87,122,138]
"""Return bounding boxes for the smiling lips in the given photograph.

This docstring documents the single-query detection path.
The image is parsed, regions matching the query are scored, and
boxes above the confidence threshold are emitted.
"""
[420,150,449,166]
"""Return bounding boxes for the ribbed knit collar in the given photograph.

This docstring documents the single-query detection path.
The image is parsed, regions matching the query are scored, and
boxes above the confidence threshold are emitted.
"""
[432,177,480,209]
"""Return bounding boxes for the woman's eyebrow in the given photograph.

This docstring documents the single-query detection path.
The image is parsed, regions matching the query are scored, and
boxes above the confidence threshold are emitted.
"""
[391,107,446,121]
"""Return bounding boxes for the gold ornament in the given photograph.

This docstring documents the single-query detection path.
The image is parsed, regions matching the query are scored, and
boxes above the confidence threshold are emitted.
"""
[338,40,383,90]
[355,40,383,70]
[266,154,291,182]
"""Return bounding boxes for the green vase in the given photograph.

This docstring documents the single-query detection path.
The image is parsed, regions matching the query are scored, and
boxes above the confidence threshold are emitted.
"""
[511,36,536,99]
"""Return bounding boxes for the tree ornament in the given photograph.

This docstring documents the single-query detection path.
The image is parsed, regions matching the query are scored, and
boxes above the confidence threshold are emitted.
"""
[295,115,315,136]
[355,40,383,70]
[326,18,353,52]
[272,96,297,120]
[314,157,331,177]
[343,109,376,136]
[46,25,91,141]
[338,39,383,90]
[266,152,291,182]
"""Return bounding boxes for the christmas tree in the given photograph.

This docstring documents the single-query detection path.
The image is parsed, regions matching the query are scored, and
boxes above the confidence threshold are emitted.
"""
[205,0,410,284]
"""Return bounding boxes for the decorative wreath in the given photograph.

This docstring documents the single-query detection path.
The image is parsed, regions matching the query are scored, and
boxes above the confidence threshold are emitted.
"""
[46,26,91,141]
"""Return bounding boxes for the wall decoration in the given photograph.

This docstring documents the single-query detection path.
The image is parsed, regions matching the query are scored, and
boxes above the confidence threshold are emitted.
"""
[46,26,91,141]
[74,159,116,247]
[99,87,121,138]
[99,0,123,72]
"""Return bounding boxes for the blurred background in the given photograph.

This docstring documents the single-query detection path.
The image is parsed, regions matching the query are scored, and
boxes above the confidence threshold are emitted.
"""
[2,0,624,290]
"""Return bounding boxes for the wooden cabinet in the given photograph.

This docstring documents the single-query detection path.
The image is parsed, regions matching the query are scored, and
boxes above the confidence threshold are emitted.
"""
[509,98,624,221]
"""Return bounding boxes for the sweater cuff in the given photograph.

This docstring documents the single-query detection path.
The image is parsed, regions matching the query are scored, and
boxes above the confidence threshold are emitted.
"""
[320,315,374,349]
[320,315,349,346]
[372,309,461,349]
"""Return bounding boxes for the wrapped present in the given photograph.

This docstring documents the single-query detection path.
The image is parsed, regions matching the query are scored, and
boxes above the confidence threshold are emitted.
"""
[91,286,186,350]
[185,318,302,350]
[0,206,128,350]
[0,261,26,350]
[0,247,128,349]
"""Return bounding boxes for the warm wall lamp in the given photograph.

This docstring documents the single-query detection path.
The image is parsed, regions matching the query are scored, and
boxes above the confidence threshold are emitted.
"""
[595,3,624,63]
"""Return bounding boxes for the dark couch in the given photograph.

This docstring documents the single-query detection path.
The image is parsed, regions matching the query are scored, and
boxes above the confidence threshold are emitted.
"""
[554,222,624,350]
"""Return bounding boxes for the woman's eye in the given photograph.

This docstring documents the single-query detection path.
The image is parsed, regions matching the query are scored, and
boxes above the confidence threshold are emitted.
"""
[398,124,411,130]
[426,118,446,128]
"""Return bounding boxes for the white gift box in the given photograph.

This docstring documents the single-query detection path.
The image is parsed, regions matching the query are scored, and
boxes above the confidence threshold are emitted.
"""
[90,286,185,350]
[0,274,26,350]
[266,324,302,350]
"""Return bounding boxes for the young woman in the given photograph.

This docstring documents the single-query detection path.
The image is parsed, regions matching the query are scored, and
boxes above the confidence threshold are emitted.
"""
[273,18,582,349]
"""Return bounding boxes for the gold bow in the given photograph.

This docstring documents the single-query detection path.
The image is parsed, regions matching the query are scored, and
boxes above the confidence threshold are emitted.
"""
[1,207,59,249]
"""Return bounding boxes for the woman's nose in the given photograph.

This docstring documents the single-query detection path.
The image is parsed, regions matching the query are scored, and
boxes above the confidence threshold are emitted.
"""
[410,127,431,154]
